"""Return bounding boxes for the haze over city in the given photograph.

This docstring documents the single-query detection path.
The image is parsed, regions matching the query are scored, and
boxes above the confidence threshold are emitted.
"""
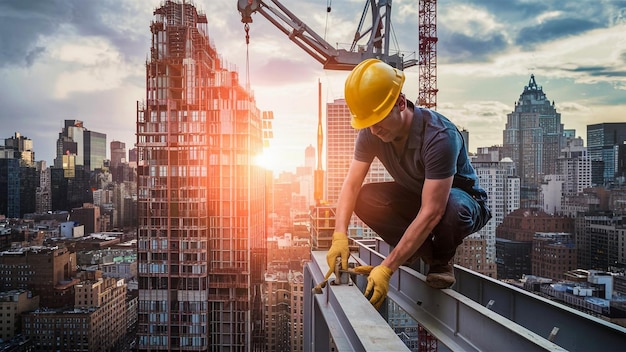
[2,1,626,350]
[1,0,625,172]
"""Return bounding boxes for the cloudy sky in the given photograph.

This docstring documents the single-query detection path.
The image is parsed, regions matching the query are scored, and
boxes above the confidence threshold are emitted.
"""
[1,0,625,173]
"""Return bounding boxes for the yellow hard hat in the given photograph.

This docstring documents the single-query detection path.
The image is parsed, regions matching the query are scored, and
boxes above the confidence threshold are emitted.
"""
[344,58,405,129]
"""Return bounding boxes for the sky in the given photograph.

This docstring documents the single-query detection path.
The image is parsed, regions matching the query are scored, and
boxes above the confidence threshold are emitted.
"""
[1,0,625,173]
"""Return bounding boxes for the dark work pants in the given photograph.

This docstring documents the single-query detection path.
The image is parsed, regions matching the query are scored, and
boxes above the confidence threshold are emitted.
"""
[354,182,491,264]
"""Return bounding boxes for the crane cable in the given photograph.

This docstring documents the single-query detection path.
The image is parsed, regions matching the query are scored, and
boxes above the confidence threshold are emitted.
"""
[244,23,251,90]
[324,0,332,40]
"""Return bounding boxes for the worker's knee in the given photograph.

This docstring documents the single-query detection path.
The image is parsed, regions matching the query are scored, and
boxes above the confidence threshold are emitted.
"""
[436,189,485,242]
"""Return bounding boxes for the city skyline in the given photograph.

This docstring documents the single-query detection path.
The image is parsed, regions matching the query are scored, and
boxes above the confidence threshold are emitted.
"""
[1,1,625,173]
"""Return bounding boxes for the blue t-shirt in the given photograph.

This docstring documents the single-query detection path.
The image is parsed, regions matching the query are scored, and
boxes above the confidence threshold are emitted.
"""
[354,108,486,199]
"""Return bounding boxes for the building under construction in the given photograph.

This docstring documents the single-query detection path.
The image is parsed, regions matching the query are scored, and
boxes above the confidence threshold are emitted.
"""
[136,1,266,350]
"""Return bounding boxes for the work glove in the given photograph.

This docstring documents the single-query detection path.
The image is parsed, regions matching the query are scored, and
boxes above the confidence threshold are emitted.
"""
[324,232,349,280]
[364,265,393,309]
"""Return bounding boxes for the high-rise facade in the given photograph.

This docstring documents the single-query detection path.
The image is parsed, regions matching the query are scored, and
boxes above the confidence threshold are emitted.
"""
[85,130,107,172]
[325,99,356,206]
[0,158,19,218]
[586,122,626,187]
[136,2,266,350]
[0,290,39,341]
[54,120,107,172]
[577,214,623,271]
[264,271,290,351]
[23,276,127,351]
[289,271,304,352]
[532,232,577,280]
[1,133,39,217]
[4,132,35,167]
[503,75,564,207]
[35,160,51,213]
[296,146,315,208]
[55,120,83,169]
[304,144,315,170]
[262,111,274,149]
[111,140,135,183]
[495,208,574,279]
[325,98,391,237]
[471,148,520,263]
[110,140,127,167]
[560,136,591,196]
[540,136,592,214]
[0,246,77,308]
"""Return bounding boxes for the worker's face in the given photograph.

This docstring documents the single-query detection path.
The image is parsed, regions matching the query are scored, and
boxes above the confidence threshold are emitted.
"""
[369,94,405,143]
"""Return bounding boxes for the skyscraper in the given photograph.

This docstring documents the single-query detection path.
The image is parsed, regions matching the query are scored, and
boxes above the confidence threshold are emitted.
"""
[84,130,107,172]
[50,122,94,211]
[325,98,391,237]
[503,75,564,207]
[304,144,315,171]
[559,136,591,196]
[1,133,39,217]
[0,158,19,218]
[110,140,127,167]
[540,136,592,214]
[4,132,35,167]
[35,160,51,213]
[471,148,520,263]
[325,99,356,206]
[54,120,107,172]
[136,1,266,350]
[586,122,626,186]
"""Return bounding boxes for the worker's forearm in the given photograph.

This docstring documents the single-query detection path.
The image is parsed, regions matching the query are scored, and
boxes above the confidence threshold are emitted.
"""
[334,183,360,233]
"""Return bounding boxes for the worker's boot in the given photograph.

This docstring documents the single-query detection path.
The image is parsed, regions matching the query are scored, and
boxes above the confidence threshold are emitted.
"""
[424,257,455,289]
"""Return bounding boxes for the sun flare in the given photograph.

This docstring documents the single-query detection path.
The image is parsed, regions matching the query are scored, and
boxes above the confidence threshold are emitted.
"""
[253,149,278,171]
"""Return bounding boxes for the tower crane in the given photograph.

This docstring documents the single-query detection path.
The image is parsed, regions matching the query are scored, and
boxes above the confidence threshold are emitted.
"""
[237,0,437,108]
[238,0,407,70]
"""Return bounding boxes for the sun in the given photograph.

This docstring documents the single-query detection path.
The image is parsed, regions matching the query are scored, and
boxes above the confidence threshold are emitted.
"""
[253,149,278,171]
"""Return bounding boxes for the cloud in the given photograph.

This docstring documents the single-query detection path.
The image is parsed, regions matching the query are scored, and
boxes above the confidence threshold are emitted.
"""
[251,58,319,86]
[516,18,601,48]
[2,0,626,172]
[440,31,509,63]
[434,4,511,63]
[0,1,64,67]
[557,102,591,113]
[441,100,511,124]
[0,0,157,68]
[24,47,46,66]
[437,98,523,150]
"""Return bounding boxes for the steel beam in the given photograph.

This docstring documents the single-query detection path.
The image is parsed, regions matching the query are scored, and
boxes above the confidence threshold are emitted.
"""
[357,241,567,351]
[360,237,626,352]
[454,265,626,351]
[304,251,410,352]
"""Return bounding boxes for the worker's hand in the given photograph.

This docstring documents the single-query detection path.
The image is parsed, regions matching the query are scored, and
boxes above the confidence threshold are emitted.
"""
[324,232,349,280]
[364,265,393,309]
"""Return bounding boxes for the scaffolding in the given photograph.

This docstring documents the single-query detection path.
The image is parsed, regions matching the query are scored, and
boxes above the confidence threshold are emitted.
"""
[137,1,266,350]
[310,205,336,250]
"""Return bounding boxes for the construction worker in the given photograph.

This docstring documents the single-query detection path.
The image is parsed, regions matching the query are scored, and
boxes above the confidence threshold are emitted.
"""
[327,58,491,309]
